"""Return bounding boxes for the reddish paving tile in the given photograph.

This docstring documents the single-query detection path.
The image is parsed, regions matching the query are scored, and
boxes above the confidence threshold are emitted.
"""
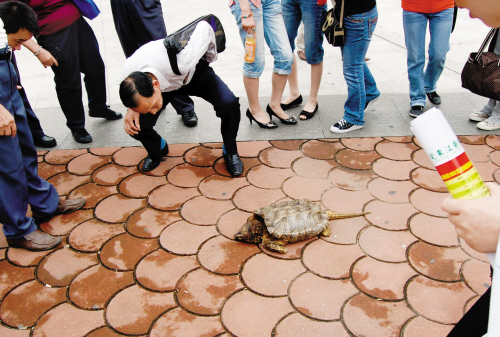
[44,149,87,165]
[177,268,244,315]
[275,313,350,336]
[119,173,166,198]
[241,253,305,296]
[247,164,294,188]
[282,176,331,201]
[372,158,418,181]
[289,272,357,320]
[341,137,383,151]
[150,307,224,337]
[221,290,293,337]
[302,140,344,160]
[136,250,199,291]
[352,256,416,300]
[126,208,181,238]
[0,138,495,337]
[343,293,415,337]
[106,285,176,335]
[406,276,476,324]
[358,226,418,262]
[336,149,381,170]
[365,200,417,230]
[376,141,419,161]
[67,153,111,175]
[329,167,376,191]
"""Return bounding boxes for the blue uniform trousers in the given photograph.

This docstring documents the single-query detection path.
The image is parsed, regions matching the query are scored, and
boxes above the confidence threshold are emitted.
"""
[0,52,59,239]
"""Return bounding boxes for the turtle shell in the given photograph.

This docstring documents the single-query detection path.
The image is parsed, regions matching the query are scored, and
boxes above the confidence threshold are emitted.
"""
[254,199,329,242]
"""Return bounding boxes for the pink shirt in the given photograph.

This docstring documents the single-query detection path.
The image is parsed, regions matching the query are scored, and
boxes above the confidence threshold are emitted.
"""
[228,0,261,8]
[26,0,82,36]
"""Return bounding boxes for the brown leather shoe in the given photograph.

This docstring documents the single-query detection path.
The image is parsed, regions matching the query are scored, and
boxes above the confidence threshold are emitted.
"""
[7,230,62,251]
[32,197,86,224]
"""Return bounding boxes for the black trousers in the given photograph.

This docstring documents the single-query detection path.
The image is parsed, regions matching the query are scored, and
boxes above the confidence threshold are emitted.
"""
[132,61,240,160]
[447,287,490,337]
[11,54,45,139]
[110,0,195,114]
[37,18,107,131]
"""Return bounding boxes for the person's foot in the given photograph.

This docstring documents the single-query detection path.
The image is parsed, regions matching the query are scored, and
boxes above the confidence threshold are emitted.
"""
[330,119,364,133]
[7,230,62,251]
[33,135,57,148]
[141,144,170,172]
[181,111,198,127]
[297,50,306,61]
[426,92,442,105]
[32,197,86,224]
[409,106,424,118]
[72,128,92,143]
[477,117,500,131]
[223,152,244,177]
[364,95,380,110]
[280,95,303,111]
[89,106,123,120]
[469,112,492,122]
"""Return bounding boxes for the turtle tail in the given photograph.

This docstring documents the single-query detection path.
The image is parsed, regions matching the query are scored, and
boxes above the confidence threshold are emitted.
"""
[326,211,370,220]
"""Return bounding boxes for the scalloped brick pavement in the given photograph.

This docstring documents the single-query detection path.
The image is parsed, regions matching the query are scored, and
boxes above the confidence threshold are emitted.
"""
[0,138,496,336]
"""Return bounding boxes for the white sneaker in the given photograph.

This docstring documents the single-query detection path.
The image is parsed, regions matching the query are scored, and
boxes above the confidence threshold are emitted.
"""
[477,119,500,130]
[330,119,364,133]
[469,112,491,122]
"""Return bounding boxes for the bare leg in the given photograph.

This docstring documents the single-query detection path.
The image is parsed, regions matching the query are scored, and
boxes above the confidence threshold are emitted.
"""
[281,55,301,105]
[269,73,292,120]
[244,76,272,124]
[300,61,323,118]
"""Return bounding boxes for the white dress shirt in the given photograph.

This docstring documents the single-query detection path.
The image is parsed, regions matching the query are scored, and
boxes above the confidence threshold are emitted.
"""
[120,21,218,93]
[0,19,8,50]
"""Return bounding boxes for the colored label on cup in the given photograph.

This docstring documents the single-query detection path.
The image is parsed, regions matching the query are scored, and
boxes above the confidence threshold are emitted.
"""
[436,152,490,200]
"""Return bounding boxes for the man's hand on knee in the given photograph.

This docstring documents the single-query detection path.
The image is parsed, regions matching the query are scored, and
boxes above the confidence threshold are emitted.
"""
[124,108,141,136]
[0,104,17,137]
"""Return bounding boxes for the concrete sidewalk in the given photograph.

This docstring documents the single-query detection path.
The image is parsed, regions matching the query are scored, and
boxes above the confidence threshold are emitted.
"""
[15,0,494,150]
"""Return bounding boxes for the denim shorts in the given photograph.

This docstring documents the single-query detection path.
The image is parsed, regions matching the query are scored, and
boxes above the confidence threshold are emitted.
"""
[281,0,327,65]
[230,0,293,78]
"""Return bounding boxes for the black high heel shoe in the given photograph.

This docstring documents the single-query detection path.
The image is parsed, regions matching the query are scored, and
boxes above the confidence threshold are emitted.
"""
[280,95,303,110]
[266,105,298,125]
[246,109,278,129]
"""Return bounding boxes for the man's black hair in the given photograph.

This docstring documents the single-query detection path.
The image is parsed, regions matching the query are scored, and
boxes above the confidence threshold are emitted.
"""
[119,71,155,108]
[0,1,40,37]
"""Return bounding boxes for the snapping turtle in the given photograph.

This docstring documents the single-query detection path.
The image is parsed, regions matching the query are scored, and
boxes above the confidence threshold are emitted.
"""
[234,199,368,253]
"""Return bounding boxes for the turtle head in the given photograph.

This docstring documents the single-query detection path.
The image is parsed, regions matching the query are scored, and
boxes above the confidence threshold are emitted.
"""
[234,215,265,244]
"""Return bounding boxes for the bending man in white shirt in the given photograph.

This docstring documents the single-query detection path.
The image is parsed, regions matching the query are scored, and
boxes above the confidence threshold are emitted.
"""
[119,21,243,175]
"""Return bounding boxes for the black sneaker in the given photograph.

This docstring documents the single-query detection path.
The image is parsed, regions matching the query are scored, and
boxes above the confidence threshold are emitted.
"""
[89,106,123,120]
[330,119,364,133]
[72,128,92,143]
[409,106,424,118]
[426,92,441,105]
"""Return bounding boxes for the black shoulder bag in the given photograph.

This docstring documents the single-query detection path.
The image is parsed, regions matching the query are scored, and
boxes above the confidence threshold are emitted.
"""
[163,15,226,75]
[322,0,345,47]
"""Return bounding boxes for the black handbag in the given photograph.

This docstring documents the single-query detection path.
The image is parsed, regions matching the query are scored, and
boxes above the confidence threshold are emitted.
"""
[163,15,226,75]
[461,28,500,100]
[322,0,345,47]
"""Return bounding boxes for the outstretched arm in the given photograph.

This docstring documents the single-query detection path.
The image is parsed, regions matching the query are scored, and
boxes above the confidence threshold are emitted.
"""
[22,39,58,68]
[441,182,500,253]
[0,104,16,137]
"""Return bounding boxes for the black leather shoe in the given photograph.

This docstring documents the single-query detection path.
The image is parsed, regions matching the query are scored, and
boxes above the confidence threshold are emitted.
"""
[280,95,303,110]
[142,144,169,172]
[267,105,298,125]
[223,152,244,177]
[33,135,57,148]
[72,128,92,143]
[89,106,123,120]
[426,92,442,105]
[181,110,198,127]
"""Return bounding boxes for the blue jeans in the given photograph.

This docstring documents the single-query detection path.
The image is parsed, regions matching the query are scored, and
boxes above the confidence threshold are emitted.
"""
[341,6,379,126]
[403,8,453,107]
[281,0,326,65]
[230,0,293,78]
